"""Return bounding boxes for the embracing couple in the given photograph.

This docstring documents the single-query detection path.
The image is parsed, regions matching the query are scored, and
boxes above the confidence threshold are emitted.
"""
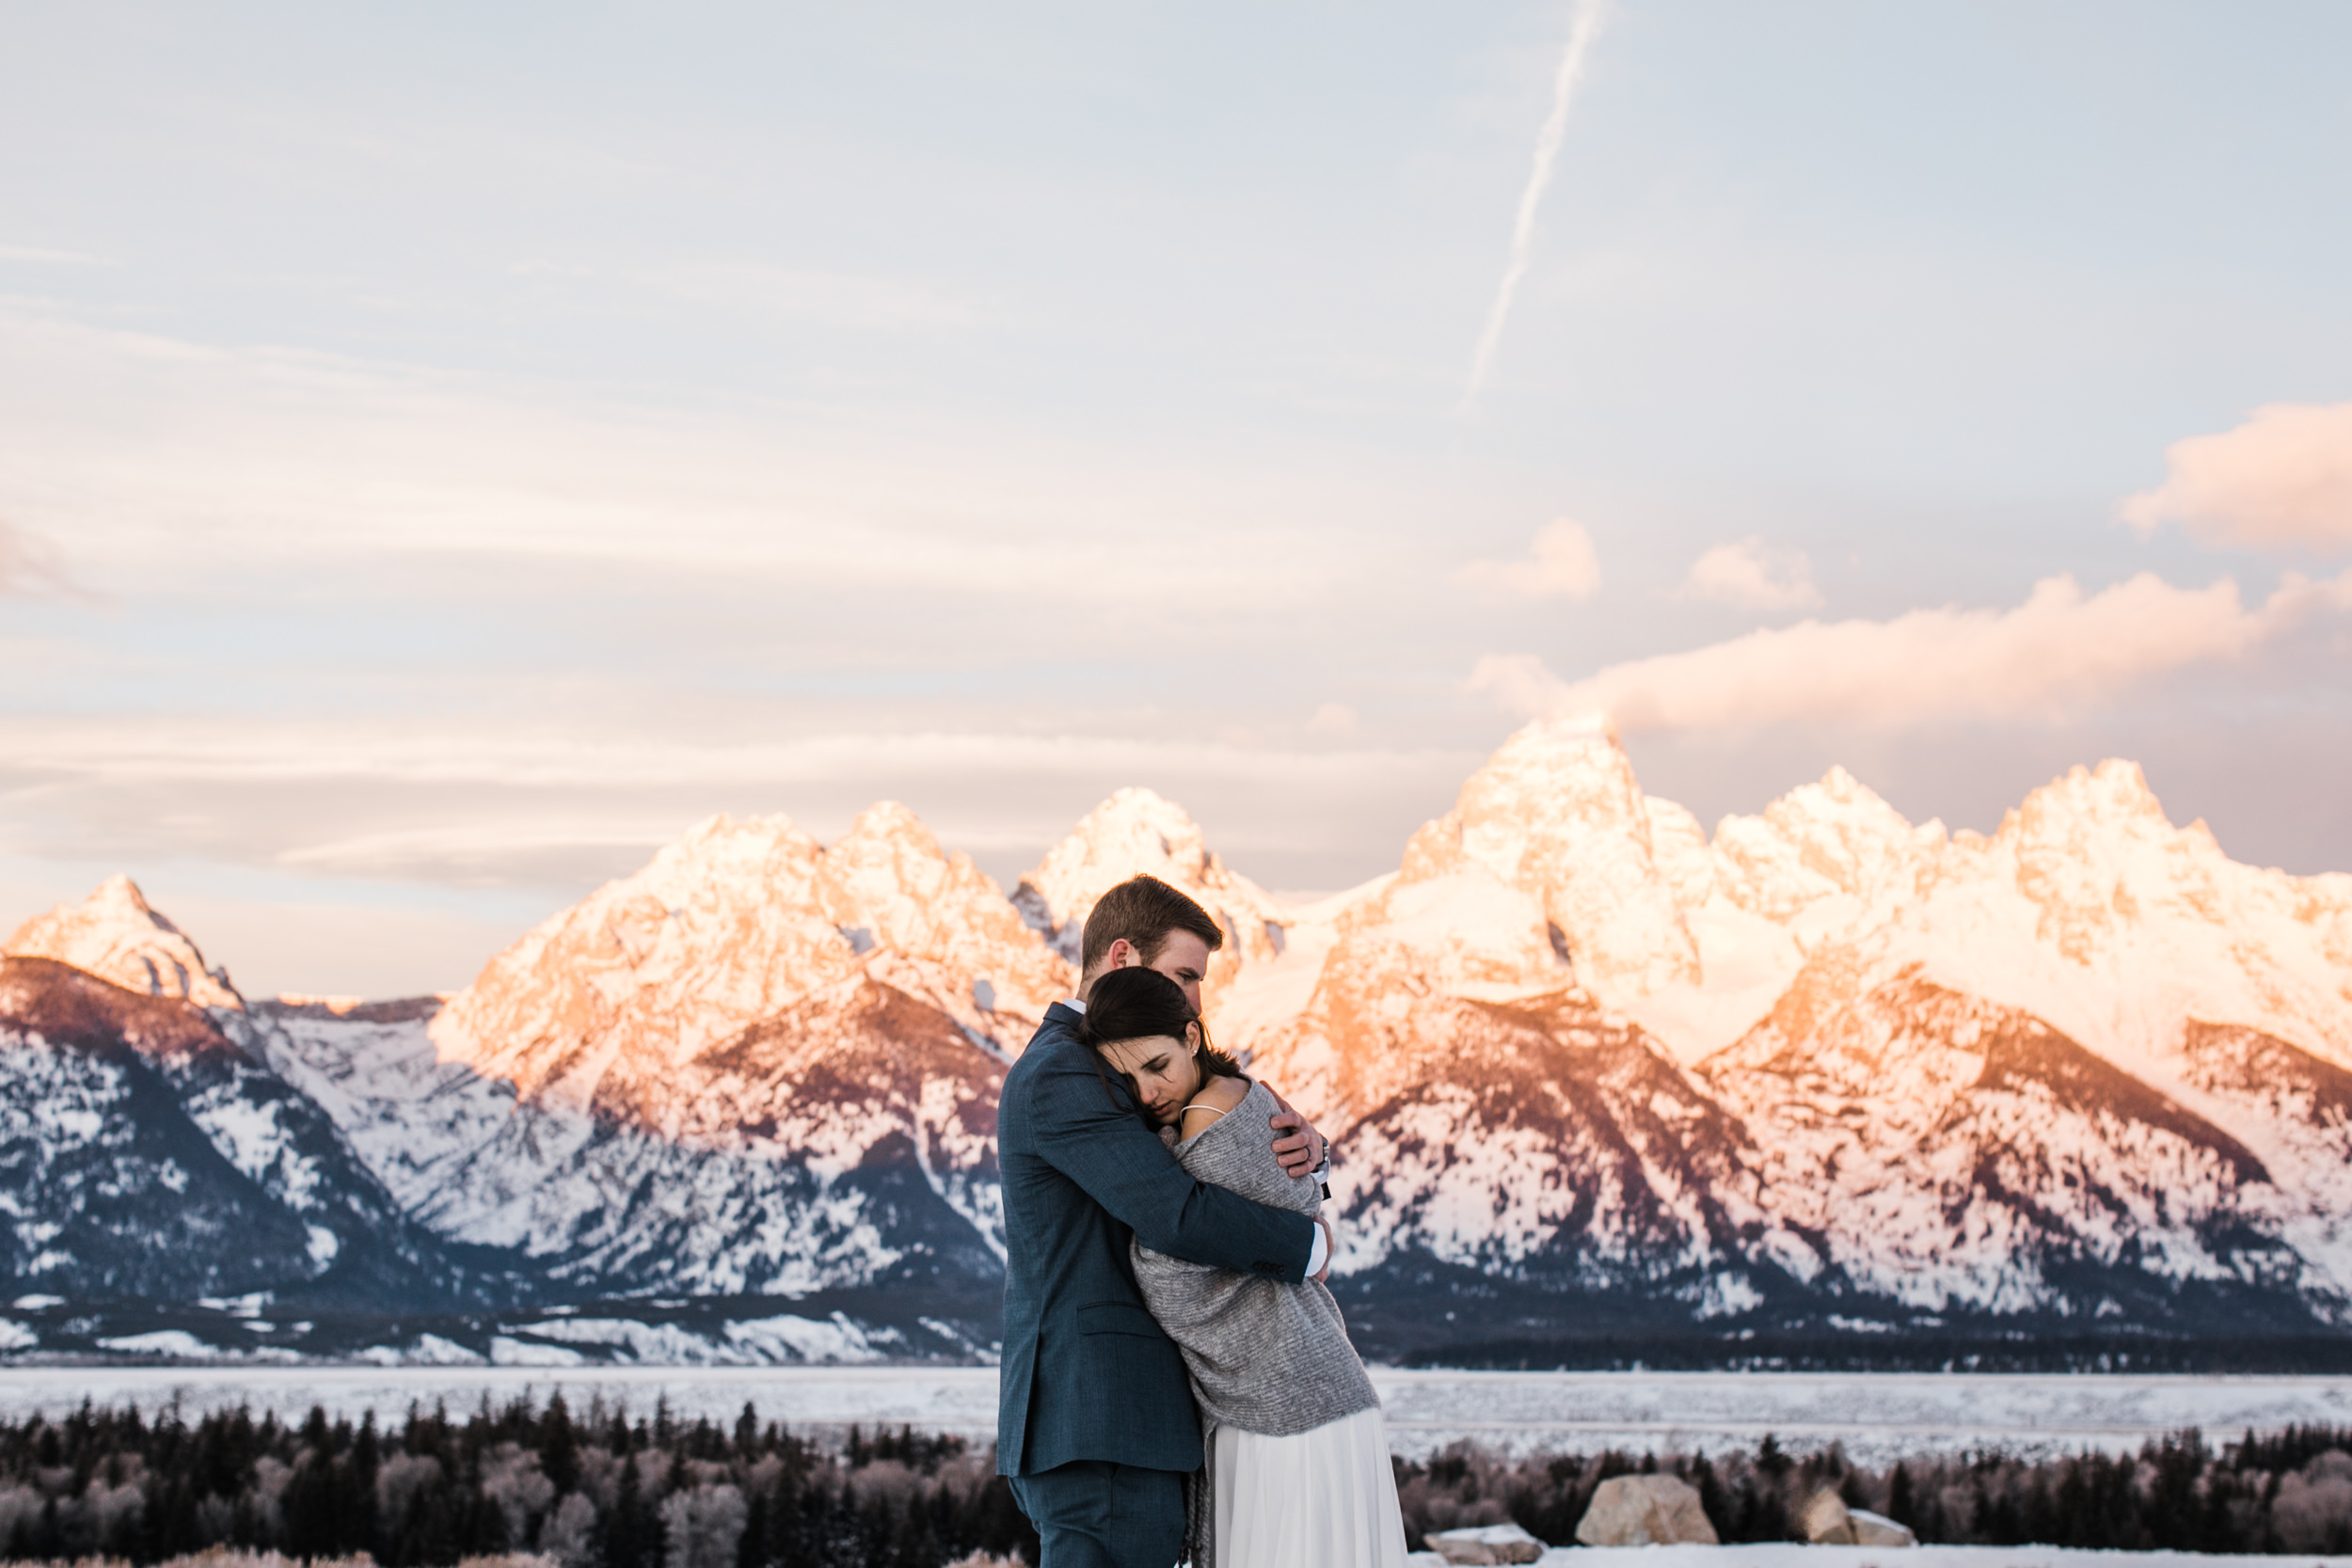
[996,875,1408,1567]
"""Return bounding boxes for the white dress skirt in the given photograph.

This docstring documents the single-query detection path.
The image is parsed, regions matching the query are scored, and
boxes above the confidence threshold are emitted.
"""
[1211,1404,1409,1568]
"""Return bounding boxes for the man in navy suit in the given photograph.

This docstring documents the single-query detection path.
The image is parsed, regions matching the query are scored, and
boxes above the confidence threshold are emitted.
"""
[997,875,1332,1566]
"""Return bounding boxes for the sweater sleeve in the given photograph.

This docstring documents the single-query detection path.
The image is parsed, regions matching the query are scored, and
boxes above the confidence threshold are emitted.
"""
[1024,1045,1314,1283]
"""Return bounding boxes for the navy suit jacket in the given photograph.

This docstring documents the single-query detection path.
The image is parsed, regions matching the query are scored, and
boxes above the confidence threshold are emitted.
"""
[995,1003,1314,1476]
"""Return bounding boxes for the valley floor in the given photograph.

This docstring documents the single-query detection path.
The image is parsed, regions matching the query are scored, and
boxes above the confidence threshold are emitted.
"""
[8,1368,2352,1465]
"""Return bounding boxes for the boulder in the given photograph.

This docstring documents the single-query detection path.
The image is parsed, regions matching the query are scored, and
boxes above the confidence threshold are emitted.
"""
[1424,1522,1546,1564]
[1849,1507,1917,1547]
[1574,1473,1720,1547]
[1801,1488,1856,1545]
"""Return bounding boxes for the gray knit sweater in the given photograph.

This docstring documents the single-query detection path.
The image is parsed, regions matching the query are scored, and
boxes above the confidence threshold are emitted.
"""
[1130,1079,1379,1437]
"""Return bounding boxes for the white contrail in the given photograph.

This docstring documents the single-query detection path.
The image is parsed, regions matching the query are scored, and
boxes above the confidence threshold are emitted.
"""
[1461,0,1613,415]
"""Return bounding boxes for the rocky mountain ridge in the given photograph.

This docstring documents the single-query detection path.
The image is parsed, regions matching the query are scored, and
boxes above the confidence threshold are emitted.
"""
[5,718,2350,1365]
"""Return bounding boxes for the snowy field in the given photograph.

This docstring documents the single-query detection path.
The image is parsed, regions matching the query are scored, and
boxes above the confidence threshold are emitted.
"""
[8,1369,2352,1464]
[1507,1551,2352,1568]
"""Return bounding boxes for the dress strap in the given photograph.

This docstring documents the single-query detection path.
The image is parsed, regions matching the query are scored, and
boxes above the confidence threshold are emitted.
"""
[1181,1103,1229,1125]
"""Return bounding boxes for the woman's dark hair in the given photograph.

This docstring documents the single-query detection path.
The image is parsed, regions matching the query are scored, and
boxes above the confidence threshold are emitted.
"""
[1080,967,1244,1111]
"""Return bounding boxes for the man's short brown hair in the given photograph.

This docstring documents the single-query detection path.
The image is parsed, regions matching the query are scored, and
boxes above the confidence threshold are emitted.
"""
[1079,875,1225,977]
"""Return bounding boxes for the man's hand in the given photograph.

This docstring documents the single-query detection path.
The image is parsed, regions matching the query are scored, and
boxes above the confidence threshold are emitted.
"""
[1264,1085,1327,1178]
[1312,1216,1333,1284]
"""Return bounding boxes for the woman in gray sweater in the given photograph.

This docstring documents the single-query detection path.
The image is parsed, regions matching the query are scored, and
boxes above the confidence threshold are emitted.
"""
[1081,966,1408,1568]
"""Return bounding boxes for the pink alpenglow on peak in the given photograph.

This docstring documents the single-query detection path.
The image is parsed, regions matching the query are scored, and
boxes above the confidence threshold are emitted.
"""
[13,721,2352,1345]
[1240,727,2352,1339]
[1836,758,2352,1079]
[429,805,1071,1117]
[1399,713,1701,1001]
[1013,785,1292,981]
[4,874,245,1011]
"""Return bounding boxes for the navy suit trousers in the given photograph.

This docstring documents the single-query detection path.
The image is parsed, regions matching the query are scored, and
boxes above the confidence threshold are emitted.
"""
[1009,1460,1185,1568]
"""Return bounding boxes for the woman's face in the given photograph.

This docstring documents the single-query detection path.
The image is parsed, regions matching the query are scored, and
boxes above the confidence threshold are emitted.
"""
[1098,1023,1203,1126]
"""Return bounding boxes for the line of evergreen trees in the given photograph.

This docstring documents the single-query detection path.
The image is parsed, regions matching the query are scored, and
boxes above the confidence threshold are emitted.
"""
[1395,1425,2352,1554]
[14,1394,2352,1564]
[0,1396,1037,1568]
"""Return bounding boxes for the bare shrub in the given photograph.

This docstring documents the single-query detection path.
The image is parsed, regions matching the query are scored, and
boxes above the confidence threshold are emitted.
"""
[537,1493,599,1568]
[659,1484,744,1568]
[83,1478,146,1555]
[192,1495,236,1546]
[243,1457,293,1544]
[373,1453,442,1535]
[846,1459,918,1513]
[570,1448,621,1513]
[480,1444,556,1549]
[0,1483,48,1552]
[2274,1450,2352,1552]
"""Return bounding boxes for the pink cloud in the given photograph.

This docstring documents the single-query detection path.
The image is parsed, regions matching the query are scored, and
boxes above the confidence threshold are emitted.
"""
[1677,536,1823,611]
[2122,402,2352,555]
[1470,569,2352,731]
[1455,517,1602,600]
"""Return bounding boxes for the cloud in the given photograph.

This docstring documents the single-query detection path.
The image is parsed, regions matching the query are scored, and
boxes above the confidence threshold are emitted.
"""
[2121,402,2352,555]
[1469,569,2352,731]
[1677,536,1823,611]
[0,307,1457,626]
[0,714,1484,892]
[1456,517,1601,600]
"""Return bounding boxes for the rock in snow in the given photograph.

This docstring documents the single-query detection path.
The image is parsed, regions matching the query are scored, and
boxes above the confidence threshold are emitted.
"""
[1575,1475,1719,1547]
[8,716,2352,1354]
[1427,1520,1549,1561]
[1851,1509,1919,1548]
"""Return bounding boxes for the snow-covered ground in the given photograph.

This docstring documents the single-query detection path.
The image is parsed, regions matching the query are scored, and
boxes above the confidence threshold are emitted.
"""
[1372,1370,2352,1463]
[8,1369,2352,1465]
[1506,1552,2352,1568]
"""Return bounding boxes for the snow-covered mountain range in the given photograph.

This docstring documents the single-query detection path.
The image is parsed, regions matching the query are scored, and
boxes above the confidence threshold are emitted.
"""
[6,717,2349,1366]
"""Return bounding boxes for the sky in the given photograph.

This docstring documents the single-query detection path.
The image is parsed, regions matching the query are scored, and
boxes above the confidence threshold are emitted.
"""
[4,1,2349,997]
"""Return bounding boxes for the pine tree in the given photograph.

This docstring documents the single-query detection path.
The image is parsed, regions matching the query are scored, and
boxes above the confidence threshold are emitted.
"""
[1886,1463,1915,1528]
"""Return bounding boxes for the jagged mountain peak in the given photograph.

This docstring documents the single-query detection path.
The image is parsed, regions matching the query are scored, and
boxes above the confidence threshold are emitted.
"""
[1709,767,1944,923]
[1956,758,2254,966]
[829,800,974,891]
[4,875,244,1012]
[1402,711,1698,1001]
[433,799,1069,1111]
[646,811,824,877]
[1014,786,1286,969]
[1701,962,2300,1319]
[1750,752,2352,1105]
[1486,708,1621,756]
[845,798,929,838]
[1998,758,2174,849]
[818,801,1069,1021]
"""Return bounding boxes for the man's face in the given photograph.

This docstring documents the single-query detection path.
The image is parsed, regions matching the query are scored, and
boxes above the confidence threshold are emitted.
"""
[1113,930,1212,1015]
